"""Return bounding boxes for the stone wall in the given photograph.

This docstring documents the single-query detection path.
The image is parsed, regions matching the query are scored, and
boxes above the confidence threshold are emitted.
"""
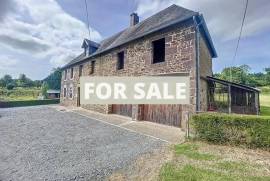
[60,19,213,127]
[199,36,213,111]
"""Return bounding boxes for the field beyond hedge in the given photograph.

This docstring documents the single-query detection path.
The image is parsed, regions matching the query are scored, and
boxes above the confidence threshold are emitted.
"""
[0,87,41,101]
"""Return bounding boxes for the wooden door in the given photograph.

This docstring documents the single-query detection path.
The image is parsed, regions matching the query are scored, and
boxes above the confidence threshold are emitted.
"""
[143,104,182,127]
[112,104,132,117]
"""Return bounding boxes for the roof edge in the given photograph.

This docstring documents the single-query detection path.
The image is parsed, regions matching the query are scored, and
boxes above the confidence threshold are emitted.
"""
[196,15,217,58]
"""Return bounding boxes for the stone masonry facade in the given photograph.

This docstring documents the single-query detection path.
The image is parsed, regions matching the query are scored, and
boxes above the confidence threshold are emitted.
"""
[60,19,213,128]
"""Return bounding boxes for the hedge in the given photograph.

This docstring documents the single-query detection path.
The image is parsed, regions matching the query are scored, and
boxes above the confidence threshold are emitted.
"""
[0,99,60,108]
[192,113,270,149]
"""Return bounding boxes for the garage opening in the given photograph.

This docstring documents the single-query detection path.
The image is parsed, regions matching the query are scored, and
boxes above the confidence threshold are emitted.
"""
[112,104,132,117]
[143,104,182,127]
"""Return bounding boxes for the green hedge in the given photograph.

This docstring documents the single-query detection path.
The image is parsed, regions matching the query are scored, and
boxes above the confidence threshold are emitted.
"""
[0,99,59,108]
[192,113,270,149]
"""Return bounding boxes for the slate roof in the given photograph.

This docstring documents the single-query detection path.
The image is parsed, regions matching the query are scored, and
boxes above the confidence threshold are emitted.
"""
[62,4,217,69]
[81,39,100,48]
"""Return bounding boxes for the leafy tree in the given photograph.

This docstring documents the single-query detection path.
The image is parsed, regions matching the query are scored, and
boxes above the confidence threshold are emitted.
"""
[2,74,12,86]
[41,82,49,98]
[43,67,62,90]
[0,79,5,88]
[6,83,15,90]
[17,74,34,87]
[216,65,250,85]
[265,68,270,84]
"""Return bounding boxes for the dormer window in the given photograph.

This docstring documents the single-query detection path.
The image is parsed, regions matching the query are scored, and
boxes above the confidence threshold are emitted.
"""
[81,39,100,56]
[85,48,89,56]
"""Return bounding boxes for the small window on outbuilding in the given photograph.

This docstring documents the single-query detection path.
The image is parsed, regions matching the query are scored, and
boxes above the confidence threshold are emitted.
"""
[79,65,83,77]
[70,68,74,79]
[152,38,165,64]
[90,61,95,74]
[117,51,125,70]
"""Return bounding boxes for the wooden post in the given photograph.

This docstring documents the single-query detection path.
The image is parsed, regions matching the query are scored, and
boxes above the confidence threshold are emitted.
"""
[228,84,232,114]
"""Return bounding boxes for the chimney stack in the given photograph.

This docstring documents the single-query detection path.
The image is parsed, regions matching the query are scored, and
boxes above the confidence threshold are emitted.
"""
[130,13,139,26]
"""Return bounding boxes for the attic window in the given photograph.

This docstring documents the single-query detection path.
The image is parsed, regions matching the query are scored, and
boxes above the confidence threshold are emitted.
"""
[117,51,124,70]
[90,61,95,74]
[79,65,83,77]
[152,38,165,64]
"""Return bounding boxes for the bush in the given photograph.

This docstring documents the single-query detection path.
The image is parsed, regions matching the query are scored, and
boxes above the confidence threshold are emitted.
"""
[6,83,15,90]
[191,113,270,149]
[0,99,59,108]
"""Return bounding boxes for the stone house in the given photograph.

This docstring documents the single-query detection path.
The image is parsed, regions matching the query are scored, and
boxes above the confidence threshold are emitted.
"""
[60,4,218,128]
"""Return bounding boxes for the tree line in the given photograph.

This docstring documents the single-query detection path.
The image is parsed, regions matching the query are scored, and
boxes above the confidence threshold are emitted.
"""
[0,68,62,90]
[214,65,270,87]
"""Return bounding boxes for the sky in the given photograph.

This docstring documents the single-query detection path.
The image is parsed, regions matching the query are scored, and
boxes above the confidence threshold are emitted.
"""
[0,0,269,80]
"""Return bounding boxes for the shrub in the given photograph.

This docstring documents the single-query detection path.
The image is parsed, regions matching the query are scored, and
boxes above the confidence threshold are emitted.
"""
[191,113,270,149]
[0,99,59,108]
[6,83,15,90]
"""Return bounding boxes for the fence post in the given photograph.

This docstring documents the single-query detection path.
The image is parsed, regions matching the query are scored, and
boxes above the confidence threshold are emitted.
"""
[185,112,190,139]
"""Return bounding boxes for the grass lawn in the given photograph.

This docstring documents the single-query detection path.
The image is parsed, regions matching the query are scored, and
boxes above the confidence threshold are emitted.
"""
[0,87,41,101]
[260,93,270,116]
[159,142,270,181]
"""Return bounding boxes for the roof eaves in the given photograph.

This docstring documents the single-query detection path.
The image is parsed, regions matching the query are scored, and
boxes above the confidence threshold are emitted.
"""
[206,76,260,92]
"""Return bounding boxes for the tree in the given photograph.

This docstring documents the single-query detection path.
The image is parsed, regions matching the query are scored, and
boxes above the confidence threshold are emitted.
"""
[216,65,250,85]
[3,74,12,86]
[41,82,49,98]
[17,74,34,87]
[43,67,62,90]
[265,68,270,84]
[6,83,15,90]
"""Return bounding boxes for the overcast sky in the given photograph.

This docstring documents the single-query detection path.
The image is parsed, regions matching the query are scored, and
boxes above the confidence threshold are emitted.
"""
[0,0,269,80]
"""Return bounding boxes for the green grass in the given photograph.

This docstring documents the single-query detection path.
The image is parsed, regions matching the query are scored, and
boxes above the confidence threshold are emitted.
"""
[216,161,251,172]
[0,87,41,101]
[159,142,270,181]
[160,163,269,181]
[174,144,217,161]
[260,93,270,116]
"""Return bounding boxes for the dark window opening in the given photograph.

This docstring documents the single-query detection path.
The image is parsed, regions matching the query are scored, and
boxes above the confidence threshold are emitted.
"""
[152,38,165,64]
[90,61,95,74]
[79,65,83,77]
[117,51,124,70]
[70,68,74,79]
[63,88,67,97]
[64,70,67,80]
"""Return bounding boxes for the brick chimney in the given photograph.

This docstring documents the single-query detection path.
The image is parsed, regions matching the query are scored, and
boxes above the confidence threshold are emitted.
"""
[130,13,139,26]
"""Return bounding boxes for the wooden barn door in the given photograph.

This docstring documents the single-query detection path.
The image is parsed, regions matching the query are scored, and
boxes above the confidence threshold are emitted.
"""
[112,104,132,117]
[143,104,182,127]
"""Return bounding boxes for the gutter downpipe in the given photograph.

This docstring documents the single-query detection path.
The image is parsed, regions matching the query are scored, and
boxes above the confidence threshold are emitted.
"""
[193,15,202,113]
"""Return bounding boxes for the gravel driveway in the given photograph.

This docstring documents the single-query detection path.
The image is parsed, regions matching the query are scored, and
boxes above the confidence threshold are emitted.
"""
[0,106,164,181]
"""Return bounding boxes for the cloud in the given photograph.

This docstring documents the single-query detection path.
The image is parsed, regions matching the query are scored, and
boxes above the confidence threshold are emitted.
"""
[0,34,50,53]
[0,55,18,70]
[0,0,102,67]
[136,0,270,41]
[0,0,15,21]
